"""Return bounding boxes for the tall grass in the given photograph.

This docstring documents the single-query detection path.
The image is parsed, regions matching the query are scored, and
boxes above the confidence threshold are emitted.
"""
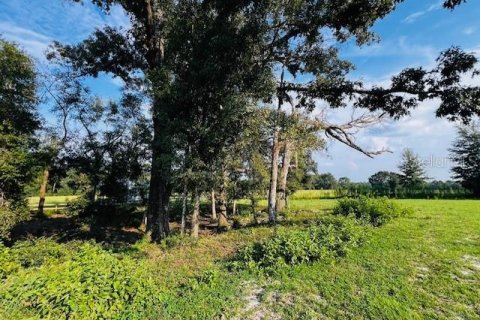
[290,190,338,200]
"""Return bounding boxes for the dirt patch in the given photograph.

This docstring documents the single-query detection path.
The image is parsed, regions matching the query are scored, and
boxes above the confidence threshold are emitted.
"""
[462,255,480,270]
[244,285,264,312]
[232,283,282,320]
[413,265,430,281]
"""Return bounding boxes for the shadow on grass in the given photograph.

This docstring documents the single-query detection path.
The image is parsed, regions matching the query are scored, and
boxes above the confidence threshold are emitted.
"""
[9,209,144,253]
[9,202,332,252]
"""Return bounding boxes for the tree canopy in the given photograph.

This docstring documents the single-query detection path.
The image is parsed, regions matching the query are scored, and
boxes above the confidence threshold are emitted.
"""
[398,148,428,188]
[450,123,480,197]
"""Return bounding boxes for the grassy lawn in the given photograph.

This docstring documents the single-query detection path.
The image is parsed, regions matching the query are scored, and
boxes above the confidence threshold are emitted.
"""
[128,199,480,319]
[1,199,479,319]
[27,195,78,208]
[235,199,480,319]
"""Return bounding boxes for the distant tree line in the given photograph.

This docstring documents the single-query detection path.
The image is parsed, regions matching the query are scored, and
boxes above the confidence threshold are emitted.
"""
[312,145,478,199]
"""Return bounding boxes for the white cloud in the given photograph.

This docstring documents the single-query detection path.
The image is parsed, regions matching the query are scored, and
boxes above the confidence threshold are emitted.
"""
[404,12,426,24]
[344,37,437,66]
[403,1,443,24]
[0,22,51,61]
[0,1,129,56]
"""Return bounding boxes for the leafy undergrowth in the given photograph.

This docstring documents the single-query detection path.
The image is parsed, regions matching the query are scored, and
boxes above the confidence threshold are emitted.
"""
[0,241,163,320]
[333,196,412,226]
[229,216,368,273]
[0,199,479,319]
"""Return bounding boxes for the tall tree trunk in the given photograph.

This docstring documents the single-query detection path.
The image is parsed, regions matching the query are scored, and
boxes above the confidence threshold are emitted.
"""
[91,184,97,203]
[232,199,237,216]
[145,1,171,243]
[38,168,50,215]
[251,196,258,224]
[181,184,187,235]
[276,140,293,212]
[146,115,171,242]
[191,189,200,238]
[218,171,229,229]
[267,129,281,223]
[268,68,285,224]
[211,189,217,220]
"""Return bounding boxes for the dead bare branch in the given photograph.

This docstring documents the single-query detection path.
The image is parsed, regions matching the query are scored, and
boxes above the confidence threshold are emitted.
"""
[321,111,392,158]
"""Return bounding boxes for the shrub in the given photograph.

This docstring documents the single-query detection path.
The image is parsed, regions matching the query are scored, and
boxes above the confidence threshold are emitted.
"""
[0,242,163,320]
[229,216,367,272]
[159,234,196,250]
[332,196,411,226]
[0,204,30,240]
[0,239,76,279]
[64,196,90,217]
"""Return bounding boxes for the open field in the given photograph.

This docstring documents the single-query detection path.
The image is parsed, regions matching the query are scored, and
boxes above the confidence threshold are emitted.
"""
[27,196,79,211]
[2,199,479,319]
[27,196,78,206]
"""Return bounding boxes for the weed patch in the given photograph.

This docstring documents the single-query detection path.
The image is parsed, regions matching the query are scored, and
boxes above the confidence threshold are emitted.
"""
[228,216,368,273]
[333,196,412,226]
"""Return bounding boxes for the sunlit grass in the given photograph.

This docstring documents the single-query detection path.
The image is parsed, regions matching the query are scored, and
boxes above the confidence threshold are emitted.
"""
[5,198,479,319]
[27,195,78,207]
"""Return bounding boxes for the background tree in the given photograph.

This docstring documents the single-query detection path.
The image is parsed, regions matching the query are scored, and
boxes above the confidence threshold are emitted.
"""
[276,111,325,212]
[35,66,93,214]
[61,96,150,204]
[450,123,480,197]
[338,177,351,189]
[315,173,338,190]
[369,171,401,196]
[0,39,39,238]
[398,148,428,188]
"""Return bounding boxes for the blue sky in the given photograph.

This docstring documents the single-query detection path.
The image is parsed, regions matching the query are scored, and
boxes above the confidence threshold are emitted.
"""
[1,0,479,182]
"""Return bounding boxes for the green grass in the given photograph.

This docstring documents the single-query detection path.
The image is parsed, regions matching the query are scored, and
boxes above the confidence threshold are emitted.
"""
[27,196,78,209]
[2,199,479,319]
[290,189,338,199]
[236,199,480,319]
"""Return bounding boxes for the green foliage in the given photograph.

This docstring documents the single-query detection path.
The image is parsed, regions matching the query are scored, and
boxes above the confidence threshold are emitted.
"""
[333,196,412,226]
[0,39,39,238]
[0,239,75,279]
[159,234,196,250]
[398,148,428,188]
[64,195,91,217]
[314,173,338,190]
[0,240,162,320]
[60,169,92,196]
[0,205,30,240]
[450,123,480,197]
[229,216,367,272]
[369,171,401,196]
[343,181,471,199]
[0,38,39,136]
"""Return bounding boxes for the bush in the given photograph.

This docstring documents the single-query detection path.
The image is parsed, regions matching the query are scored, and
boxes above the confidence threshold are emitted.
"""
[0,205,30,240]
[229,216,367,272]
[159,234,196,250]
[0,241,163,319]
[332,196,411,226]
[64,196,90,217]
[0,239,76,279]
